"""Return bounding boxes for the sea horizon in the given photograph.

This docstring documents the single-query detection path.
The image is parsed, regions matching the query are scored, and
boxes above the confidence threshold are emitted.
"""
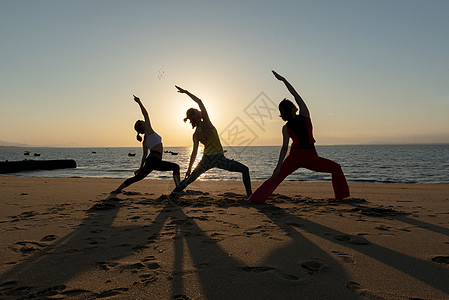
[1,145,448,185]
[2,142,449,148]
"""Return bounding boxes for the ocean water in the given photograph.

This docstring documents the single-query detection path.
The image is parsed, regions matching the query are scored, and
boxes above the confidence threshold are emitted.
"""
[1,145,448,184]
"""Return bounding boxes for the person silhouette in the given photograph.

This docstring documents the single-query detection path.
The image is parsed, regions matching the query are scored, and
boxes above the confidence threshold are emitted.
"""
[250,71,350,203]
[112,95,180,194]
[170,86,252,197]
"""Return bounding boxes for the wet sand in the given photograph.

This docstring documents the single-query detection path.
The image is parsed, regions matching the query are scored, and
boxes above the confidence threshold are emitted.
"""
[1,176,449,299]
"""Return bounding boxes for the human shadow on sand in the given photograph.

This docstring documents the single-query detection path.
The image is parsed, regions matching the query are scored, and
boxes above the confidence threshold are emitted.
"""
[257,203,449,297]
[0,191,357,299]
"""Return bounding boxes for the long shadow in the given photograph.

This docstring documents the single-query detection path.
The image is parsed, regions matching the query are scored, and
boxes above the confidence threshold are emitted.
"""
[0,195,171,298]
[395,215,449,238]
[1,193,356,299]
[166,203,357,299]
[347,201,449,238]
[257,205,449,296]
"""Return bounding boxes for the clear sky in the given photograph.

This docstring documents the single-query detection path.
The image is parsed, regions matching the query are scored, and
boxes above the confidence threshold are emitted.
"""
[1,0,448,147]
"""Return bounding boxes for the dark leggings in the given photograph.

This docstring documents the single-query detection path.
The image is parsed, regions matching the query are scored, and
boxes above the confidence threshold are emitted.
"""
[124,151,180,186]
[173,154,252,196]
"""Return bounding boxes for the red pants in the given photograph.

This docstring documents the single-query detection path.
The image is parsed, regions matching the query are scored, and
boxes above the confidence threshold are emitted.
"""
[250,148,350,203]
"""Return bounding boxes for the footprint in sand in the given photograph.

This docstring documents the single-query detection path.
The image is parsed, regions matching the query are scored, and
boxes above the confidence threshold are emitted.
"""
[10,211,37,222]
[96,261,119,271]
[116,261,161,275]
[11,241,46,253]
[348,206,396,217]
[431,256,449,264]
[40,234,57,242]
[119,262,147,273]
[29,285,67,298]
[123,191,141,196]
[89,201,119,211]
[240,266,300,281]
[132,245,152,252]
[240,266,275,272]
[301,259,329,274]
[147,262,160,270]
[0,281,20,296]
[244,225,266,236]
[331,250,356,264]
[334,234,370,245]
[216,220,240,229]
[95,287,129,298]
[192,215,209,221]
[345,281,361,292]
[61,289,95,297]
[142,255,157,263]
[134,273,157,286]
[0,283,67,299]
[374,225,391,231]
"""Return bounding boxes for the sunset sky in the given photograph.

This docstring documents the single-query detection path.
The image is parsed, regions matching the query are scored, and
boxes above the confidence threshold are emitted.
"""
[1,1,448,147]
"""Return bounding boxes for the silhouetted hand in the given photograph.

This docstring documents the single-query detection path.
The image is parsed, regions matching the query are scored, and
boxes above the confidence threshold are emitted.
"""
[271,166,281,178]
[133,95,141,103]
[272,70,285,81]
[175,85,187,94]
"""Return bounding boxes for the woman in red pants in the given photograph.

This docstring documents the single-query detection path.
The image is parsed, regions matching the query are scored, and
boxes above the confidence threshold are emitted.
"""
[250,71,350,203]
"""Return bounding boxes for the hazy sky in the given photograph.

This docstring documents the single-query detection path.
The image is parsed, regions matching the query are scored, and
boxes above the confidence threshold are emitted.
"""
[1,0,448,147]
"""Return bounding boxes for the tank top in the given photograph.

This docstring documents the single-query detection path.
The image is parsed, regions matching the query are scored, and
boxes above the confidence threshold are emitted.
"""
[198,124,224,155]
[286,115,315,149]
[145,132,162,149]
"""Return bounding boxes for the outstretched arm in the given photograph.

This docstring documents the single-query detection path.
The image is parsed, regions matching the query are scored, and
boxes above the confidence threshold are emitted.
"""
[134,95,154,133]
[185,134,200,178]
[272,71,310,118]
[175,86,211,124]
[272,125,290,178]
[135,143,148,175]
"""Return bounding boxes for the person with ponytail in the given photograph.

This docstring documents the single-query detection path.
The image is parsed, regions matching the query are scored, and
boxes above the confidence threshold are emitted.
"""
[170,86,252,197]
[249,71,350,203]
[112,95,180,194]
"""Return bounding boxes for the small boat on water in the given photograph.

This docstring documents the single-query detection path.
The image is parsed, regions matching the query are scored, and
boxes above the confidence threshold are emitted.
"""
[24,151,31,156]
[128,153,136,157]
[33,153,41,157]
[164,150,178,155]
[0,159,77,174]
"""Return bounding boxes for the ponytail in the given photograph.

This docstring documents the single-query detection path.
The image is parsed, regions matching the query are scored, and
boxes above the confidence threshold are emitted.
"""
[134,120,144,142]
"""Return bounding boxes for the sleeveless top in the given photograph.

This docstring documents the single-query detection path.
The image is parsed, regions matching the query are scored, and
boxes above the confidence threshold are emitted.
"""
[145,132,162,149]
[286,115,315,149]
[198,124,224,155]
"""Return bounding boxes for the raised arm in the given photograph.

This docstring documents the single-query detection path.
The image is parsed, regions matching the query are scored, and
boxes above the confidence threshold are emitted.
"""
[175,86,211,124]
[271,125,290,178]
[272,71,310,118]
[134,95,154,133]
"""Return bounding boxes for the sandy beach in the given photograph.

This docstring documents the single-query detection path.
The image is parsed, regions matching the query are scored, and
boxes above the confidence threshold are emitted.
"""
[1,176,448,299]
